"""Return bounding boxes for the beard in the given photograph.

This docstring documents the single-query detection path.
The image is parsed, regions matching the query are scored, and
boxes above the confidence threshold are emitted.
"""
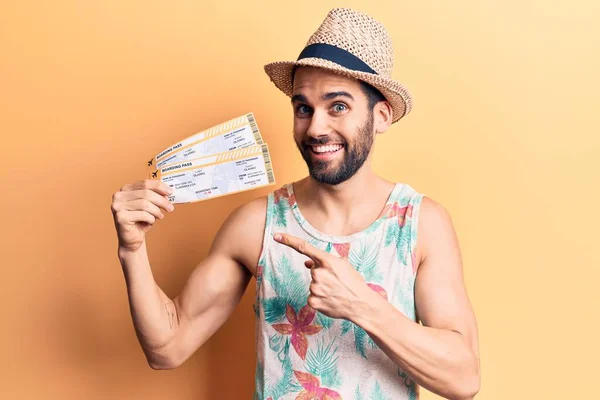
[295,114,375,186]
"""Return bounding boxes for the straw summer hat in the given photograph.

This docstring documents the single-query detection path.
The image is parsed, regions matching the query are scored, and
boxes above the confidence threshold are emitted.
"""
[264,8,413,123]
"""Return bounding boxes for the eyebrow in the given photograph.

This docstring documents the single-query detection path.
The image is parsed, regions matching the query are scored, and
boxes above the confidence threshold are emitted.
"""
[291,91,355,104]
[322,91,354,101]
[291,94,308,104]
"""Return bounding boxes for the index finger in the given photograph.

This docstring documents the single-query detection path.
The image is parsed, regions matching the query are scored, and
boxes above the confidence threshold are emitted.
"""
[273,233,328,263]
[122,179,173,196]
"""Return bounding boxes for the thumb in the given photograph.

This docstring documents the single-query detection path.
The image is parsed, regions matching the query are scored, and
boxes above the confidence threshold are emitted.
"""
[304,260,315,269]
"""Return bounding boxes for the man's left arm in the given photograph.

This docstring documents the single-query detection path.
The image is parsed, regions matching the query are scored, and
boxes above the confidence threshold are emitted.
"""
[351,197,481,400]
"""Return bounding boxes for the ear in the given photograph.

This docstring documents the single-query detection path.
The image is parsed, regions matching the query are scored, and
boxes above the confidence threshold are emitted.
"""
[373,101,393,134]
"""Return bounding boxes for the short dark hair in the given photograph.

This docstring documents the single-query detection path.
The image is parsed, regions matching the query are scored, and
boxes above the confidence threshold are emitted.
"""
[359,80,387,111]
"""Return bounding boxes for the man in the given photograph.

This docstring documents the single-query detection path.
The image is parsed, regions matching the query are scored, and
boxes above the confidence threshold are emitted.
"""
[111,8,480,400]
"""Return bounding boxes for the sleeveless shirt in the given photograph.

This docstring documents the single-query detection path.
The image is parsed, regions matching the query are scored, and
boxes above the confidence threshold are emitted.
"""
[253,182,424,400]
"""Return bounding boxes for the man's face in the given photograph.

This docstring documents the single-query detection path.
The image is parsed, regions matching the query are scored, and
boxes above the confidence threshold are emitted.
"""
[291,67,375,186]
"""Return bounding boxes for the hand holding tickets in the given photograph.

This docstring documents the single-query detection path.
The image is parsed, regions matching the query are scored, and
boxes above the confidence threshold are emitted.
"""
[111,179,174,253]
[148,113,276,204]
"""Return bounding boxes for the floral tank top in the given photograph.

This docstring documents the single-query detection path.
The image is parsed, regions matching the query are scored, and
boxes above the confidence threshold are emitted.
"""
[253,182,424,400]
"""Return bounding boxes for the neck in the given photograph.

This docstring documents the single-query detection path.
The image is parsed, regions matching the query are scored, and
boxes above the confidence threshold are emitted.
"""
[305,167,378,203]
[293,162,394,230]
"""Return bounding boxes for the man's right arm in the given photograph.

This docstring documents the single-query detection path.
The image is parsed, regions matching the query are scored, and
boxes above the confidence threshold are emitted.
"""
[112,180,266,369]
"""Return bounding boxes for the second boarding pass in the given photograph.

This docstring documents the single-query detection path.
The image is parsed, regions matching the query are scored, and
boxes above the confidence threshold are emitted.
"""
[150,144,276,204]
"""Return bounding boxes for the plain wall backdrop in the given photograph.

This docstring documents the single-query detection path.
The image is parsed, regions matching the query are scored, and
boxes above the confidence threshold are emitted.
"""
[1,0,599,398]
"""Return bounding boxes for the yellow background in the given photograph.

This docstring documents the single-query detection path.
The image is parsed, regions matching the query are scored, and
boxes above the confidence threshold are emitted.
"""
[1,1,598,399]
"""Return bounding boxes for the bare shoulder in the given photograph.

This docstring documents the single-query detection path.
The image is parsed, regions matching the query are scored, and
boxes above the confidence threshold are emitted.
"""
[419,195,451,223]
[211,196,268,276]
[415,196,456,268]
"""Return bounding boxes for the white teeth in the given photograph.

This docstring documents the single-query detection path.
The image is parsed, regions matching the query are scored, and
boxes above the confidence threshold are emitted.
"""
[313,144,343,153]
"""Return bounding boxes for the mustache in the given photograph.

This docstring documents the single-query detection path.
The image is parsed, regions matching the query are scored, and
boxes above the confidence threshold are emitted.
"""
[295,135,346,147]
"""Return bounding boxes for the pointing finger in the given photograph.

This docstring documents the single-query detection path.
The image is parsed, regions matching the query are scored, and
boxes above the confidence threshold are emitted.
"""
[273,233,327,263]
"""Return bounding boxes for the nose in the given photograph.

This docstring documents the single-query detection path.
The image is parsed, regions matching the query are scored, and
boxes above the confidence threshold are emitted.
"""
[306,110,330,139]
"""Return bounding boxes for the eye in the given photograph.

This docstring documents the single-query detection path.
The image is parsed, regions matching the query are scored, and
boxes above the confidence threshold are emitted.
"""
[332,103,348,113]
[296,104,312,116]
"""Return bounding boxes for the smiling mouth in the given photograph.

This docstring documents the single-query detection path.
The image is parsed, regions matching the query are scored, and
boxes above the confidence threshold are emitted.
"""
[309,144,344,154]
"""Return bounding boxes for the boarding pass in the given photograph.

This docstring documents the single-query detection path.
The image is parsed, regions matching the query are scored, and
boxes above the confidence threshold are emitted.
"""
[147,112,264,169]
[149,144,275,204]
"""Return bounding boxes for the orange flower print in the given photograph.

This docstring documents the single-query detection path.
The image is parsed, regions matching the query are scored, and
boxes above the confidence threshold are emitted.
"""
[378,203,413,227]
[293,370,342,400]
[367,283,388,300]
[272,304,322,360]
[333,243,351,259]
[274,187,297,208]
